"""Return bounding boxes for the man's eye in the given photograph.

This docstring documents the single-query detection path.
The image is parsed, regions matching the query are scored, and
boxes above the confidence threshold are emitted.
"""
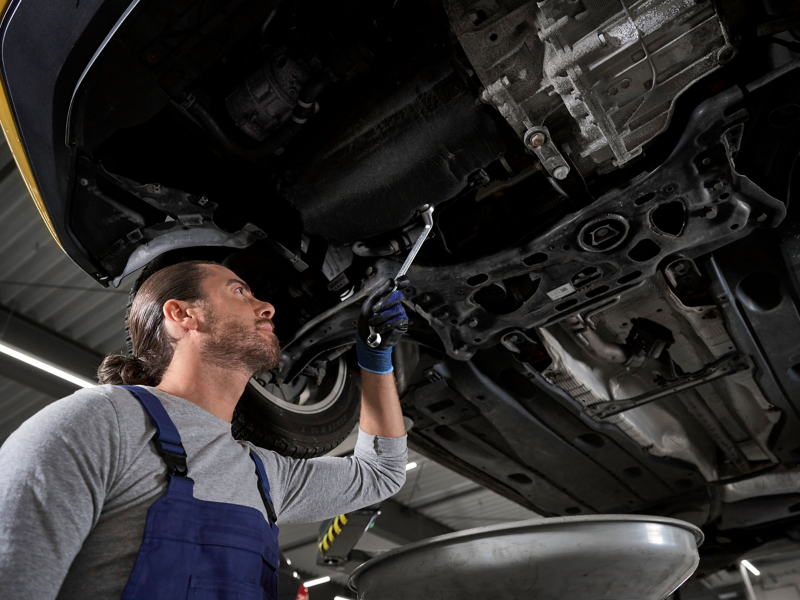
[236,287,245,294]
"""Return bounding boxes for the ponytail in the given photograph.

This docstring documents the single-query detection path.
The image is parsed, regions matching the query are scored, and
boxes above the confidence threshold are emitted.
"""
[97,354,155,386]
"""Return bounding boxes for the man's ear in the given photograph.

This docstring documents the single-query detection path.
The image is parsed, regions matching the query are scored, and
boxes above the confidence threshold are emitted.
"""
[163,299,199,332]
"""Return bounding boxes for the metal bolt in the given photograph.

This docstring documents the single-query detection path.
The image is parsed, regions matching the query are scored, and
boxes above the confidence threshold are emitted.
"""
[366,266,376,278]
[469,318,479,327]
[702,158,711,165]
[79,178,89,186]
[756,212,768,222]
[469,10,484,25]
[713,181,724,190]
[598,32,607,45]
[553,165,570,180]
[198,196,209,206]
[705,208,718,219]
[501,76,511,87]
[422,294,432,303]
[529,132,547,148]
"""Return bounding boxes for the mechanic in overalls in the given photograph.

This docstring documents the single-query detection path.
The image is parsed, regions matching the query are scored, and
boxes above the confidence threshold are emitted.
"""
[0,260,408,600]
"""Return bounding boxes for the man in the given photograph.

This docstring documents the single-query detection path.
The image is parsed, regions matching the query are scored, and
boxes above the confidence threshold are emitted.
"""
[0,260,409,599]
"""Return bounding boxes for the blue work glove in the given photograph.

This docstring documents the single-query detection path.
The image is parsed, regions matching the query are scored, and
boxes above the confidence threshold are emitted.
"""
[356,278,409,374]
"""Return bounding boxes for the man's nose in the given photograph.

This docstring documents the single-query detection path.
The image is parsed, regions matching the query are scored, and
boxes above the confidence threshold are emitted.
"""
[255,300,275,320]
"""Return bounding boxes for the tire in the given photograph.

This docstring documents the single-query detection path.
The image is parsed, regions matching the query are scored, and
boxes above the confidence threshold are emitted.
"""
[232,355,362,458]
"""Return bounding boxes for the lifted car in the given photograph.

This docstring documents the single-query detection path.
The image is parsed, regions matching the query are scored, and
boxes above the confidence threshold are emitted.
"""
[3,0,800,575]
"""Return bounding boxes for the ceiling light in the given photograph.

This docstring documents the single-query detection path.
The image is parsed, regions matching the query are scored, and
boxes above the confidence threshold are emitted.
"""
[335,596,355,600]
[293,572,299,579]
[303,576,330,587]
[741,560,760,577]
[285,558,291,565]
[0,342,95,388]
[406,461,418,471]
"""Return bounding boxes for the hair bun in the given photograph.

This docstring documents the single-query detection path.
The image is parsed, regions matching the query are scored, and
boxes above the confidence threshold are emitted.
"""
[97,354,151,386]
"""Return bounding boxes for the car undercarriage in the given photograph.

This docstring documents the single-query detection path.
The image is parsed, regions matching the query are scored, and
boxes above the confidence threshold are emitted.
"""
[4,0,800,576]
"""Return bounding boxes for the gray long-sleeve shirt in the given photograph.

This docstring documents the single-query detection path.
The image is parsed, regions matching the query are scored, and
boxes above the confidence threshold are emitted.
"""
[0,384,407,599]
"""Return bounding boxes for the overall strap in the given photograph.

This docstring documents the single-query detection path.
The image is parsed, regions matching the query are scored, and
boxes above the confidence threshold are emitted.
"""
[249,451,278,526]
[119,385,190,479]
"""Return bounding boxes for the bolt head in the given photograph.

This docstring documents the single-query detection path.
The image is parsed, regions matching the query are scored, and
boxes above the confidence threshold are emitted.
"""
[529,132,547,148]
[501,76,511,87]
[553,165,570,180]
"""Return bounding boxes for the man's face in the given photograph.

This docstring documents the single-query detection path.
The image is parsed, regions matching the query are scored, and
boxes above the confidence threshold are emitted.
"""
[195,265,280,376]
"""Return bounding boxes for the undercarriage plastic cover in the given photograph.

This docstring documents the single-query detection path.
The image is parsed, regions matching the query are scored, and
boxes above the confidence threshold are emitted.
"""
[281,60,506,243]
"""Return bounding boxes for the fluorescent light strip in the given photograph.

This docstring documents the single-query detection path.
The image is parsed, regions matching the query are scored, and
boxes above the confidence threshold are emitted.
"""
[303,576,330,588]
[335,596,355,600]
[406,461,418,471]
[741,560,760,577]
[0,342,96,388]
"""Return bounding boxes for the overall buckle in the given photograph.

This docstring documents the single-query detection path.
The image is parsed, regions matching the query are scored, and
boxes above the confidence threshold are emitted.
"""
[152,437,190,478]
[159,449,189,478]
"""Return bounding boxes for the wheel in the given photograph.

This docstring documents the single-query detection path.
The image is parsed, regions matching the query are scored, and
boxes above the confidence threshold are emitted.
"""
[232,354,362,458]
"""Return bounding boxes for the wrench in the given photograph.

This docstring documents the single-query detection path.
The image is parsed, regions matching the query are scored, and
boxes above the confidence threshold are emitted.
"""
[366,205,434,348]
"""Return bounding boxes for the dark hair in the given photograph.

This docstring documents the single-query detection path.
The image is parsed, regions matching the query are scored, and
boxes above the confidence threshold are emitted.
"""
[98,260,217,386]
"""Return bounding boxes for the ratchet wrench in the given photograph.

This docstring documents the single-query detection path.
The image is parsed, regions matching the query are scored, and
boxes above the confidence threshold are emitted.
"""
[366,204,434,348]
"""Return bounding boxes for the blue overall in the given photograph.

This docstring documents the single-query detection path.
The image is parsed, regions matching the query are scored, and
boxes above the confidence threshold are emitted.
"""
[118,386,280,600]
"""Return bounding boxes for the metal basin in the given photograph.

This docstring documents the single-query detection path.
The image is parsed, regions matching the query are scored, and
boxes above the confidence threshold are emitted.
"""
[349,515,703,600]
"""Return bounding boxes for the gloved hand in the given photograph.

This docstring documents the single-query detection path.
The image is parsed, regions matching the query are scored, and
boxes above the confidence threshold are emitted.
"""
[356,277,409,374]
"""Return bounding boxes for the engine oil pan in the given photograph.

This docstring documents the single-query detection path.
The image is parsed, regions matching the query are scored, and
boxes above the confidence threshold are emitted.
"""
[349,515,703,600]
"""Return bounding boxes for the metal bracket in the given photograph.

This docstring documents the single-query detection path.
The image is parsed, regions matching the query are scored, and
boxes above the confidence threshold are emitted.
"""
[523,126,570,180]
[585,352,749,419]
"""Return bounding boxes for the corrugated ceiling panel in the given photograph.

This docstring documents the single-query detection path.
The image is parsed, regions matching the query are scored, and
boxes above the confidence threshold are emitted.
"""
[0,374,54,444]
[0,141,132,357]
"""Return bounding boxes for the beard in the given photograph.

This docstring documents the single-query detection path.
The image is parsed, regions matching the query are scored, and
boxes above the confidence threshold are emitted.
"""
[200,309,281,377]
